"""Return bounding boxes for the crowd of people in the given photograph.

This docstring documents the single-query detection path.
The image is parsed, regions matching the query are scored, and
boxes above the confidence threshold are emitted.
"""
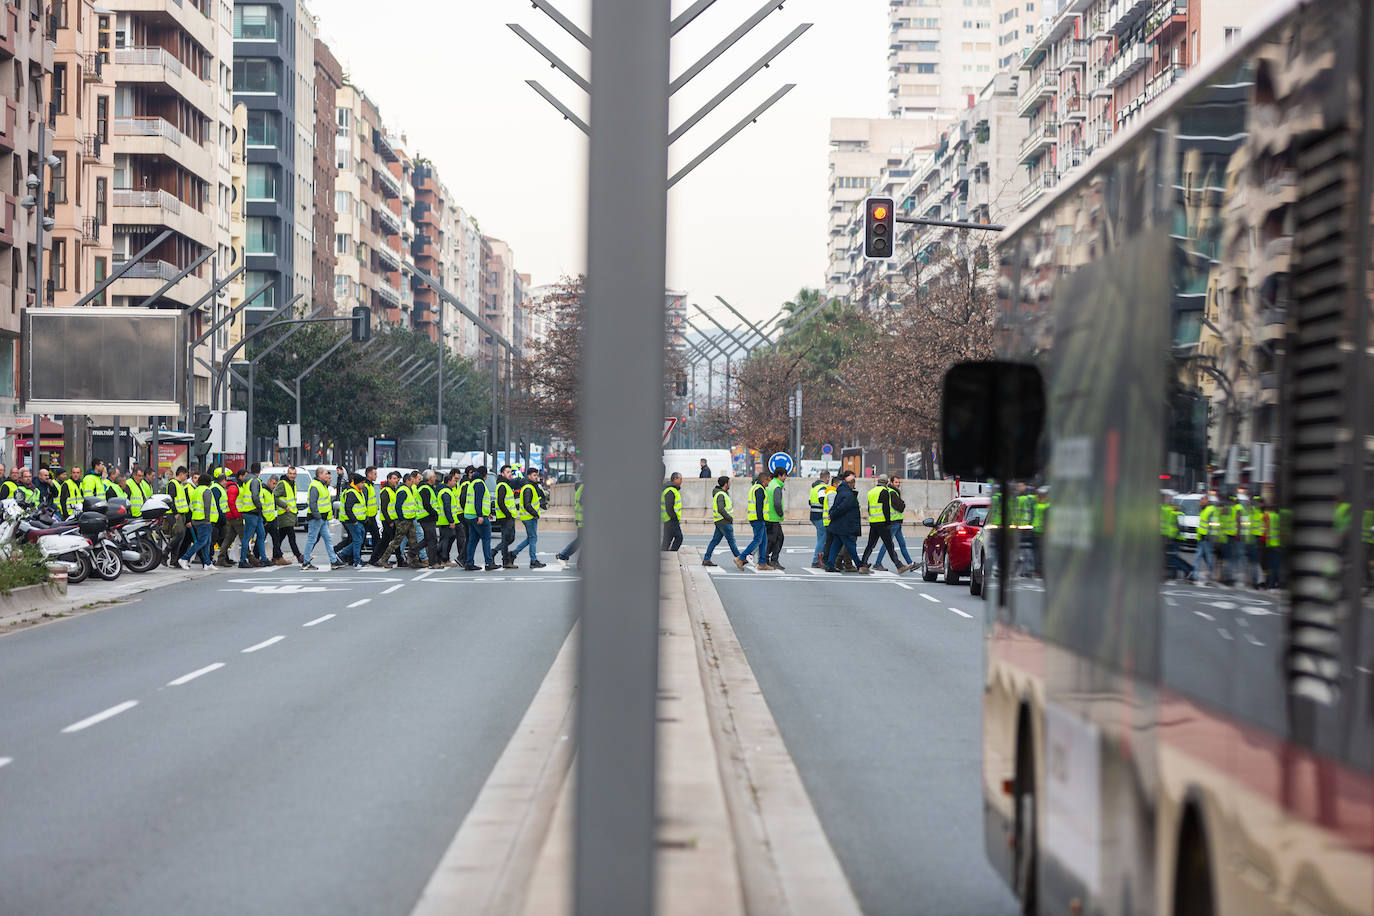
[0,459,579,574]
[660,467,922,574]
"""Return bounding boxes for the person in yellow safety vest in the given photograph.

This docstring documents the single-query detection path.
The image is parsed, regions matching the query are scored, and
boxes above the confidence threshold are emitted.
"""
[414,469,443,569]
[377,471,421,569]
[1334,499,1374,587]
[1255,497,1282,590]
[165,466,192,569]
[510,469,548,568]
[338,473,370,568]
[11,466,35,508]
[703,475,745,569]
[0,467,17,503]
[235,462,270,568]
[80,459,108,500]
[1194,493,1219,584]
[433,469,460,566]
[1160,498,1191,580]
[362,466,382,565]
[809,471,831,567]
[556,480,582,564]
[104,467,128,502]
[301,466,343,571]
[740,469,771,569]
[494,465,520,569]
[874,477,918,572]
[858,474,910,573]
[270,466,302,566]
[1218,494,1243,585]
[205,468,226,554]
[461,466,498,570]
[61,466,84,518]
[762,469,788,570]
[370,471,403,567]
[175,474,218,569]
[450,468,473,564]
[661,472,684,552]
[128,466,151,518]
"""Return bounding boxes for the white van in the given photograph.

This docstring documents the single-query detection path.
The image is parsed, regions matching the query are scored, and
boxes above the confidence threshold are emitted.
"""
[663,449,734,481]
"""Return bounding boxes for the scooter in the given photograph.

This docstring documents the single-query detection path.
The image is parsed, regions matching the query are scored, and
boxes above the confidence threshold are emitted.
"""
[103,497,166,574]
[1,499,99,584]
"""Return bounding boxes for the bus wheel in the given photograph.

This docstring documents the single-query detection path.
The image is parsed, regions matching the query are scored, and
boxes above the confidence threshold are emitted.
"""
[1013,730,1038,915]
[1173,808,1215,916]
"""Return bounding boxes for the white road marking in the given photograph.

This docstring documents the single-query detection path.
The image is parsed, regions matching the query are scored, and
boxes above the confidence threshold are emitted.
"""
[948,607,974,619]
[1164,597,1178,607]
[381,584,404,595]
[1217,628,1234,641]
[804,567,824,576]
[167,663,225,686]
[896,582,914,590]
[1355,666,1372,676]
[302,614,335,627]
[0,757,12,769]
[415,569,435,580]
[346,599,370,608]
[218,584,344,594]
[921,593,939,603]
[62,700,138,733]
[1243,633,1266,647]
[242,635,285,653]
[1193,611,1215,621]
[1207,600,1237,610]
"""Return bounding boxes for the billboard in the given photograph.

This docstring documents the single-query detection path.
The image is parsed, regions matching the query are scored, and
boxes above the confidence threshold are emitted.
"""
[22,307,184,415]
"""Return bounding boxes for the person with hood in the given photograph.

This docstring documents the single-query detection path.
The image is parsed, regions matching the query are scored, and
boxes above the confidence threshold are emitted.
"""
[702,476,744,568]
[824,470,863,572]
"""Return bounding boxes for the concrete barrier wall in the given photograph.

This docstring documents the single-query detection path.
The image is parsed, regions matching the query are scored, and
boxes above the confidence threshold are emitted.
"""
[544,478,956,524]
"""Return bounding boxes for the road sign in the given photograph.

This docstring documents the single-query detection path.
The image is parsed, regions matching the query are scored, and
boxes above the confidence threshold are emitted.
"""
[821,443,833,456]
[662,417,679,446]
[278,423,300,449]
[768,452,794,474]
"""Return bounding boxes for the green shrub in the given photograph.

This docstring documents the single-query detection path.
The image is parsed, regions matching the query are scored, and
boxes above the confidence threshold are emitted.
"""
[0,544,55,595]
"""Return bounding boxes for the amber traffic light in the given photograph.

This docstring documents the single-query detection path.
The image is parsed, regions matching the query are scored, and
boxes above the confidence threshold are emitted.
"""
[864,196,895,259]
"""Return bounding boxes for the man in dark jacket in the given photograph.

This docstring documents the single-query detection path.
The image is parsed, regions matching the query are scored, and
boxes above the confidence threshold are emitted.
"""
[703,476,743,568]
[824,470,862,572]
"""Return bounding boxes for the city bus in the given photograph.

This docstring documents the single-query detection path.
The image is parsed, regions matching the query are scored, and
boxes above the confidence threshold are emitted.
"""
[946,0,1374,912]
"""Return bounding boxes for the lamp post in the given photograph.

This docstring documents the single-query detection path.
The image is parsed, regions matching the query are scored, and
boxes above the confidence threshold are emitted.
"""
[19,126,60,476]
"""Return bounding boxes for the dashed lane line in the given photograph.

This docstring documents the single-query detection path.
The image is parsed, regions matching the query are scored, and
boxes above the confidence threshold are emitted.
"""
[62,701,139,734]
[947,607,974,619]
[381,584,404,595]
[242,635,286,653]
[303,614,335,627]
[0,757,11,769]
[920,593,940,603]
[896,583,914,590]
[346,598,370,608]
[167,663,225,687]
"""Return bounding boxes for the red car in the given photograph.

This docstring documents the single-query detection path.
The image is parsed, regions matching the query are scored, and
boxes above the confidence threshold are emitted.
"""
[920,496,990,585]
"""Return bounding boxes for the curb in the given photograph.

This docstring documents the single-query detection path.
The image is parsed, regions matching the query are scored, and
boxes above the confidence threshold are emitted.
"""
[0,564,243,631]
[680,550,863,916]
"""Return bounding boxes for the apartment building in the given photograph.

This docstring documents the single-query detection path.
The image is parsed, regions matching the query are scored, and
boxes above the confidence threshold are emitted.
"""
[49,0,113,309]
[395,136,416,332]
[311,36,340,314]
[0,0,57,454]
[333,85,405,328]
[455,205,482,359]
[481,236,515,364]
[410,156,443,341]
[888,0,1000,121]
[826,117,941,299]
[1015,0,1258,212]
[232,0,305,319]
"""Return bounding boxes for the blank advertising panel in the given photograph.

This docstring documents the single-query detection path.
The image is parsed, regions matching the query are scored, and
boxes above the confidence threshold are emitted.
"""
[23,308,184,415]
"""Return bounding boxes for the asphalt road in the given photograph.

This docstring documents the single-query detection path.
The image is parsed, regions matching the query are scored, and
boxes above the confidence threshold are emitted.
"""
[684,533,1019,916]
[0,562,576,916]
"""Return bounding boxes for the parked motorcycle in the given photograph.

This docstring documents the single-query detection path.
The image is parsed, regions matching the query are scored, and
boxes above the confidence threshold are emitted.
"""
[2,499,99,584]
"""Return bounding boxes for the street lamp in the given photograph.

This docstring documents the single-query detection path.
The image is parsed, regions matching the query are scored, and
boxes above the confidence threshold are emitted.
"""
[19,130,61,476]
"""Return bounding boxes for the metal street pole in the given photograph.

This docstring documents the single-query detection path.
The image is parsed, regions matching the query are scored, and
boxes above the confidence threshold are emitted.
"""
[714,295,772,345]
[436,304,444,467]
[24,127,52,477]
[576,2,668,913]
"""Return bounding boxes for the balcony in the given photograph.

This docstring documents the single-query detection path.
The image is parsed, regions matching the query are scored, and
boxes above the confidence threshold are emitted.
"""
[115,188,180,214]
[373,244,401,273]
[81,215,99,242]
[113,188,213,245]
[1061,40,1089,68]
[82,51,104,81]
[1018,120,1058,165]
[1145,0,1187,42]
[373,280,402,308]
[114,47,214,115]
[0,5,16,60]
[116,0,216,50]
[374,204,400,237]
[1061,93,1085,122]
[79,133,103,161]
[1105,42,1151,88]
[1104,0,1152,36]
[115,115,212,177]
[115,258,180,281]
[0,192,14,247]
[1063,146,1088,171]
[0,99,15,152]
[1016,68,1058,117]
[373,129,399,164]
[1017,172,1059,210]
[374,166,401,199]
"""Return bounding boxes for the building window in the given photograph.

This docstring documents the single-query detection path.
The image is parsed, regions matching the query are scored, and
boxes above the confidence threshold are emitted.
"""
[334,275,350,300]
[246,270,276,309]
[233,4,278,40]
[95,177,107,225]
[336,107,350,136]
[93,257,106,305]
[246,217,276,254]
[334,190,350,214]
[915,62,937,73]
[1223,27,1241,45]
[233,58,279,94]
[335,233,349,254]
[246,110,279,147]
[52,64,67,115]
[51,153,66,203]
[54,0,67,28]
[914,40,938,51]
[246,163,278,201]
[96,95,108,143]
[50,239,66,292]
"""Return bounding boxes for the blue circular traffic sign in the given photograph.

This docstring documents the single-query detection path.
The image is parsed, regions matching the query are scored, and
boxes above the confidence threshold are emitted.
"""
[768,452,794,474]
[821,444,833,456]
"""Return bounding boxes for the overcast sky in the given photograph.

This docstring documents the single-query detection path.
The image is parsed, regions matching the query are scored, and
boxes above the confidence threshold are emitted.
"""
[315,0,888,324]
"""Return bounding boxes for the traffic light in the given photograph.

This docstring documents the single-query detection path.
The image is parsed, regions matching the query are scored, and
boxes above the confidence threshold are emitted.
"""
[193,406,213,460]
[351,305,371,343]
[675,371,688,398]
[863,196,895,259]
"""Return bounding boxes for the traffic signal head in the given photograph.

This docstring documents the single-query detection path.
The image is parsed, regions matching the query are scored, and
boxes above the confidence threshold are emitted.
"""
[193,406,213,459]
[864,196,895,259]
[351,305,371,343]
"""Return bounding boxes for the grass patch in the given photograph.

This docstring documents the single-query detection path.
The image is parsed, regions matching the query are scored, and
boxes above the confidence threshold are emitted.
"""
[0,545,56,595]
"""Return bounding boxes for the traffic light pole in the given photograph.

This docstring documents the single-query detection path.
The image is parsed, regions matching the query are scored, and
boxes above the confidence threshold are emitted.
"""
[893,215,1005,232]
